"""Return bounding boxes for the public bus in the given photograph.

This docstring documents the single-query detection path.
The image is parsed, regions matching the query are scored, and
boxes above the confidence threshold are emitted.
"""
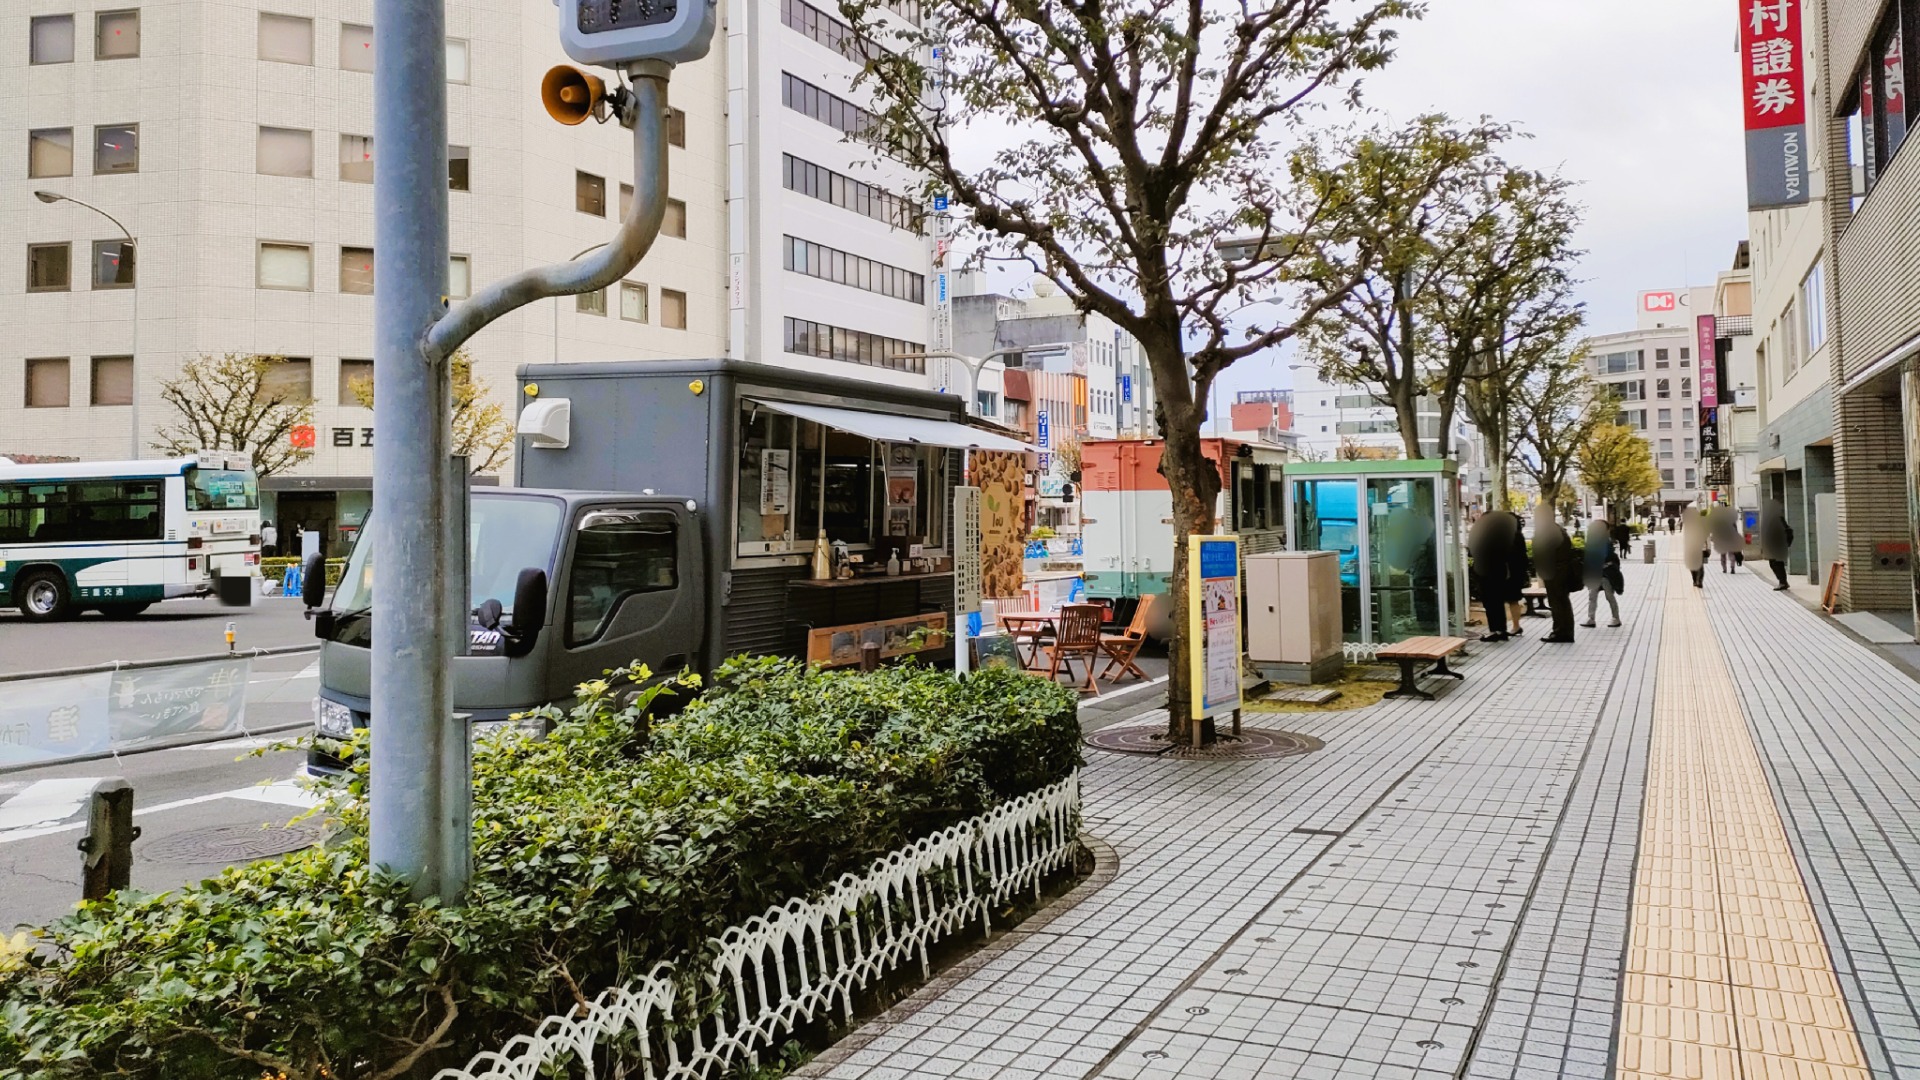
[0,454,262,621]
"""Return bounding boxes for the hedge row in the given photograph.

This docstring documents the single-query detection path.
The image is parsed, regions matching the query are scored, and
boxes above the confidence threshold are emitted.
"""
[0,660,1082,1080]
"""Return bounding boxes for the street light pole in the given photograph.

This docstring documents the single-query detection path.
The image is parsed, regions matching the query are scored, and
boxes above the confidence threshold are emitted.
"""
[36,191,137,457]
[554,242,608,363]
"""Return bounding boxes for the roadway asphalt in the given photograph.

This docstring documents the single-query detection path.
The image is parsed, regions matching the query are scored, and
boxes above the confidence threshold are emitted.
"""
[0,593,321,676]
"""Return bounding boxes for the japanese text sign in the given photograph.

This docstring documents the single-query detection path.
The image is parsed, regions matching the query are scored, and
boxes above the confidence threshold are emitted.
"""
[1697,315,1719,408]
[1740,0,1810,208]
[1188,537,1244,723]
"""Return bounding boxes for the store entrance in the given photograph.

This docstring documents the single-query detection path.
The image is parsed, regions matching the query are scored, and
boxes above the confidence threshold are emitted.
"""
[277,492,339,560]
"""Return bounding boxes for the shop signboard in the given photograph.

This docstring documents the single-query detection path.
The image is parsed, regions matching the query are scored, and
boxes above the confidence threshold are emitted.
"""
[1740,0,1810,208]
[1698,315,1719,408]
[1188,536,1244,722]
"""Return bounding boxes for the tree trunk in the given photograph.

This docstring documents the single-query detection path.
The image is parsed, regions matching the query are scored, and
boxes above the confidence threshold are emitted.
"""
[1391,381,1423,460]
[1146,333,1221,745]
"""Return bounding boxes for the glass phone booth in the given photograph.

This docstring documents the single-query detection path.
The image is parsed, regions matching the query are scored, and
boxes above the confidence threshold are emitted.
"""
[1283,460,1467,644]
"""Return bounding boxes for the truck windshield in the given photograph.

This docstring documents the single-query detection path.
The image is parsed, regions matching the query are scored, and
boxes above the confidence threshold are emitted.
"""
[330,496,564,621]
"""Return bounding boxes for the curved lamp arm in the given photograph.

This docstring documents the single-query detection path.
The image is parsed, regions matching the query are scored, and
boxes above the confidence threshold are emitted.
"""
[426,59,671,360]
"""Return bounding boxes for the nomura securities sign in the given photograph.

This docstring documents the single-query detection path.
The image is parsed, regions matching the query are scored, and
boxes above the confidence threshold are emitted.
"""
[1740,0,1810,209]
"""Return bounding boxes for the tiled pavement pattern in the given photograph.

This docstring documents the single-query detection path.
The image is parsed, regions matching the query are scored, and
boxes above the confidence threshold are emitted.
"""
[802,567,1656,1080]
[1618,565,1867,1079]
[798,552,1920,1080]
[1710,564,1920,1077]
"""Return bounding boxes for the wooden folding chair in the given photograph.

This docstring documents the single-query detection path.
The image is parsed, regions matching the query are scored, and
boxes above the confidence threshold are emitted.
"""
[1099,594,1156,682]
[1045,604,1106,694]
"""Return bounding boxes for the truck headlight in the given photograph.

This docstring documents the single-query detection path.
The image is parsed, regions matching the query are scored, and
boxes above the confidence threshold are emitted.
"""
[315,698,356,739]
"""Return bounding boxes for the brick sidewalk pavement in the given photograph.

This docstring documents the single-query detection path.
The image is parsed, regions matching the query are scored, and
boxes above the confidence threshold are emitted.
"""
[796,553,1920,1080]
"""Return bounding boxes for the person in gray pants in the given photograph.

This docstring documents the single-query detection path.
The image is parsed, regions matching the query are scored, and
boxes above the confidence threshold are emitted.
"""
[1581,517,1622,628]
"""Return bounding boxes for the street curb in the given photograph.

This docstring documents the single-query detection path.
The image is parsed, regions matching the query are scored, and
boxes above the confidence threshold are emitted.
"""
[1077,674,1169,733]
[0,644,320,684]
[0,721,314,777]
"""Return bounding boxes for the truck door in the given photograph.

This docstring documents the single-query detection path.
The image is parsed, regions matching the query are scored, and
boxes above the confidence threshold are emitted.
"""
[549,505,706,690]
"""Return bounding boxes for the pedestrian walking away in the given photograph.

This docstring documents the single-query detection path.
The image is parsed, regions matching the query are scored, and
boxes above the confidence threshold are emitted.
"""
[1469,509,1528,642]
[1533,503,1582,643]
[1682,507,1710,589]
[1610,517,1633,558]
[1760,498,1795,590]
[260,519,278,559]
[1709,503,1742,573]
[1581,516,1624,628]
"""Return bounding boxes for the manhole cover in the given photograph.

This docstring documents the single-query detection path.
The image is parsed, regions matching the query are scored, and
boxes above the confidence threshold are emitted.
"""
[143,822,325,863]
[1085,725,1324,760]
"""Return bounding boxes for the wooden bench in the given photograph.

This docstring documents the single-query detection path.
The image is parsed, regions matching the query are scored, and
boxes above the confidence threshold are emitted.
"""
[1521,586,1549,617]
[1376,636,1470,701]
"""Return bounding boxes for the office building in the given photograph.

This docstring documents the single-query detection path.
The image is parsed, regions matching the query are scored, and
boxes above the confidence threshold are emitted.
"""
[1585,288,1716,517]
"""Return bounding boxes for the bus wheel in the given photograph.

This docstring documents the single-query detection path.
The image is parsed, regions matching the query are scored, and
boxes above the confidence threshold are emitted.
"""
[99,602,152,619]
[17,571,74,622]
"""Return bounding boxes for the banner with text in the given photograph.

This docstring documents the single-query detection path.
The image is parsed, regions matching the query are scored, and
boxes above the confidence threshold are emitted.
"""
[1740,0,1811,208]
[0,659,252,768]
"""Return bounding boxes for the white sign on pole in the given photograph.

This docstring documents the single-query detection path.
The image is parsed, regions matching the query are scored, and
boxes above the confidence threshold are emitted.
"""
[955,486,981,676]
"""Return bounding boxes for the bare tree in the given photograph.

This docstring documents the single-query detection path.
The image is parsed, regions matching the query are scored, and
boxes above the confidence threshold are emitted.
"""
[153,353,314,476]
[844,0,1418,740]
[1514,349,1605,507]
[348,351,514,475]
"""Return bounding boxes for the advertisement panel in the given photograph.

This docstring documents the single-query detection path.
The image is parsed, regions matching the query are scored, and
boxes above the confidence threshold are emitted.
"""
[1740,0,1811,208]
[1188,536,1243,723]
[1697,315,1720,408]
[107,659,251,750]
[0,674,113,767]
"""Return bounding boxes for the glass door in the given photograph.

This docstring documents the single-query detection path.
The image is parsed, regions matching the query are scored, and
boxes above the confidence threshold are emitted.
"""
[1367,477,1441,643]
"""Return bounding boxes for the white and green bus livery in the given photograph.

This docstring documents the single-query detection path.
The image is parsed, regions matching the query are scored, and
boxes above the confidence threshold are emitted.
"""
[0,455,262,621]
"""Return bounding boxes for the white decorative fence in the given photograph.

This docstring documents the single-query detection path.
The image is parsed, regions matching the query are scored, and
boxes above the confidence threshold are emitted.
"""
[435,772,1081,1080]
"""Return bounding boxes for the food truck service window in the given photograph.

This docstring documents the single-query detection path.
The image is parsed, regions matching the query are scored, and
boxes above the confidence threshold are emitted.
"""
[736,405,949,557]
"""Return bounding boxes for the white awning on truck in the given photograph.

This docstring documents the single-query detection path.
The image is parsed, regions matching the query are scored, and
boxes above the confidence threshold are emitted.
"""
[748,399,1035,453]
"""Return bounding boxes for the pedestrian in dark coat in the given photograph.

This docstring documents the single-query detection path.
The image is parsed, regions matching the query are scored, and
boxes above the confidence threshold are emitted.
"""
[1582,518,1623,628]
[1532,505,1581,643]
[1682,508,1710,588]
[1469,510,1526,641]
[1760,499,1795,591]
[1611,519,1633,558]
[1709,504,1743,573]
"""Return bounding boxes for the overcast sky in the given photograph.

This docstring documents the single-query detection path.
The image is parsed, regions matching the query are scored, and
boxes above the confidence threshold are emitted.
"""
[1205,0,1754,405]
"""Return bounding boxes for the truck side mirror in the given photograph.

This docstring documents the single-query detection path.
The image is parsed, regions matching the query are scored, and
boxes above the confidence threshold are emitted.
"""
[505,568,548,657]
[300,553,327,610]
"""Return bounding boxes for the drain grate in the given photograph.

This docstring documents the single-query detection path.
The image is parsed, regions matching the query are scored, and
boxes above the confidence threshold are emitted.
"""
[143,822,326,864]
[1085,725,1324,760]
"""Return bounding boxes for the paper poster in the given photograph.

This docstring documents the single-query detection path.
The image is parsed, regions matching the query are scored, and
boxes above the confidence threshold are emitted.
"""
[759,449,791,515]
[1188,536,1243,720]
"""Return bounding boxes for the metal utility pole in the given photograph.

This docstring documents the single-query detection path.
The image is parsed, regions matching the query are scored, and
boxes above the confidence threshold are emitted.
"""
[369,0,680,900]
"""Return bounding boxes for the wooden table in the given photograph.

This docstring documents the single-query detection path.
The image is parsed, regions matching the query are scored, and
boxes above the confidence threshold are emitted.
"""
[1376,635,1469,701]
[998,612,1059,668]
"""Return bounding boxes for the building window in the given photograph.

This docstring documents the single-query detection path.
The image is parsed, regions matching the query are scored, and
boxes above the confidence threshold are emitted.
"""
[31,15,76,65]
[262,358,313,402]
[620,281,648,322]
[26,358,70,408]
[1655,348,1669,368]
[94,124,139,174]
[1661,468,1675,485]
[27,243,71,292]
[257,242,313,290]
[340,247,374,294]
[1780,300,1801,375]
[340,134,374,183]
[447,255,470,299]
[977,389,999,417]
[96,10,140,60]
[445,38,469,83]
[667,108,686,147]
[448,145,470,191]
[1847,3,1917,195]
[1659,438,1674,460]
[661,288,687,329]
[1599,350,1643,375]
[1684,437,1696,456]
[781,154,920,231]
[783,317,924,371]
[91,356,133,406]
[577,171,605,216]
[1681,377,1692,397]
[663,198,687,238]
[1680,347,1690,360]
[781,73,879,137]
[259,13,313,64]
[1683,409,1694,428]
[1658,408,1673,429]
[341,24,374,71]
[576,287,606,316]
[257,126,314,177]
[91,240,135,288]
[1685,469,1697,488]
[619,183,633,219]
[1655,378,1671,399]
[783,235,926,303]
[29,129,74,179]
[1801,260,1827,353]
[339,359,373,406]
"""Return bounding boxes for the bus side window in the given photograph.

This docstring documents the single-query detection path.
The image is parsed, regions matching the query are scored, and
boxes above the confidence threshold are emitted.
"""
[567,519,678,646]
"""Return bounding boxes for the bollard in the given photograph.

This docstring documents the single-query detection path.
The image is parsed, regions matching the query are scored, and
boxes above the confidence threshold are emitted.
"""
[1643,539,1656,564]
[225,621,237,652]
[860,641,882,672]
[77,779,137,902]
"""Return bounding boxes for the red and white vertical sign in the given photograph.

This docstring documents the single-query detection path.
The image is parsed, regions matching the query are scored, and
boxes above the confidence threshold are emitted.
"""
[1697,315,1719,408]
[1740,0,1810,208]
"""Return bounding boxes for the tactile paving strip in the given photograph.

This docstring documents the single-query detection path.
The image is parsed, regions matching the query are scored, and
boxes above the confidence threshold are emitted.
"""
[1616,566,1869,1080]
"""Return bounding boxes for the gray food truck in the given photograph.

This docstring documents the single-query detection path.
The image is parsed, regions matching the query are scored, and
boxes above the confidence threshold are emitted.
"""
[308,359,1029,768]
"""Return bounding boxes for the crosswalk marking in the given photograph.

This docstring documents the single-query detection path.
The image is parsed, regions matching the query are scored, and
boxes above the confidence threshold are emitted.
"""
[0,778,106,831]
[0,774,327,844]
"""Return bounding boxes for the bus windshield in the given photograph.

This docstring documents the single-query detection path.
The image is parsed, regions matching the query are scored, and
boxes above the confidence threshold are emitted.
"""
[330,496,565,621]
[185,468,260,511]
